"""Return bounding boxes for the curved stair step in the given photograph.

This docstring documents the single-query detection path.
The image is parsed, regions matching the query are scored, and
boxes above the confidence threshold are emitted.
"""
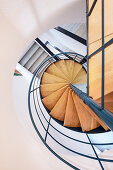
[50,87,70,121]
[83,105,109,131]
[65,60,74,81]
[64,90,80,127]
[72,62,82,81]
[41,72,68,84]
[103,102,113,113]
[40,83,69,97]
[46,63,69,81]
[79,98,109,131]
[95,92,113,113]
[96,92,113,103]
[73,94,100,132]
[72,68,87,84]
[42,85,68,110]
[55,60,70,80]
[40,59,105,132]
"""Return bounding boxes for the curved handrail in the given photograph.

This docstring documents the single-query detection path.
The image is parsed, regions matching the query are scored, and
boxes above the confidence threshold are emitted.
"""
[28,52,113,170]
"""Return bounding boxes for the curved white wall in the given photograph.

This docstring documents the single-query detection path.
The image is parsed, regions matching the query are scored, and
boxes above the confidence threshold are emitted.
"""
[1,0,113,169]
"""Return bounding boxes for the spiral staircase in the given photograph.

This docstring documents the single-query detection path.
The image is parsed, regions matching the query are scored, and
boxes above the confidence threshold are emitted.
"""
[27,50,113,170]
[40,59,108,132]
[1,0,113,170]
[26,1,113,169]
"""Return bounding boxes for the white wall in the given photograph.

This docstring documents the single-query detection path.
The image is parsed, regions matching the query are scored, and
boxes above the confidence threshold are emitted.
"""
[0,0,86,169]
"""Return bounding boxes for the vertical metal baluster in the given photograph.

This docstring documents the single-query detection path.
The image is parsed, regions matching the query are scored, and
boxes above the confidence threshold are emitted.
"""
[45,117,51,142]
[86,133,104,170]
[101,0,105,109]
[86,0,89,97]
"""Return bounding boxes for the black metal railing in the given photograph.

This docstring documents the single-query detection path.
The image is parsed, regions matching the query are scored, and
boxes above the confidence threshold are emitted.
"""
[45,41,74,60]
[28,52,113,170]
[45,41,87,70]
[35,37,60,61]
[54,26,86,46]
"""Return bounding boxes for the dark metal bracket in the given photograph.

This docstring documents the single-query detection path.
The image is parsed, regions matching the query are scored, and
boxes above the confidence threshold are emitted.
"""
[87,0,97,16]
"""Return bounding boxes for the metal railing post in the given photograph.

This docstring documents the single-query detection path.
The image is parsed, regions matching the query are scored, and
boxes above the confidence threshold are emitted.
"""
[101,0,105,109]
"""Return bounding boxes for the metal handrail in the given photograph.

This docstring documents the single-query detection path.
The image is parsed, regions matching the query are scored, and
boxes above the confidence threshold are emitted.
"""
[28,52,113,170]
[33,81,113,145]
[45,41,87,68]
[70,84,113,132]
[45,41,74,60]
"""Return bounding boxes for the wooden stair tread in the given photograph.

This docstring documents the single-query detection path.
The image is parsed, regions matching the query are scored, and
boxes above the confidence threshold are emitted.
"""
[40,59,109,132]
[76,96,109,131]
[46,63,69,81]
[65,60,74,81]
[50,87,70,121]
[72,68,87,84]
[55,60,70,80]
[95,92,113,113]
[41,72,68,84]
[72,62,82,81]
[73,94,100,132]
[96,91,113,103]
[104,102,113,113]
[40,83,68,97]
[64,90,80,127]
[42,85,68,110]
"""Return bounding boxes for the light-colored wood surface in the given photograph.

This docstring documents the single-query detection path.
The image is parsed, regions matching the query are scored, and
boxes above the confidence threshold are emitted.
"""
[65,60,74,81]
[42,85,67,110]
[89,51,102,99]
[89,42,113,100]
[88,39,102,55]
[46,63,69,80]
[88,0,113,53]
[72,68,87,84]
[88,0,113,99]
[88,0,94,12]
[88,0,102,44]
[96,91,113,114]
[41,72,68,84]
[104,102,113,113]
[89,1,113,45]
[55,60,70,80]
[64,90,80,127]
[104,43,113,96]
[80,98,109,131]
[96,92,113,103]
[40,83,69,97]
[89,33,113,55]
[41,58,110,131]
[73,95,100,132]
[104,0,113,37]
[50,87,70,121]
[72,62,82,81]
